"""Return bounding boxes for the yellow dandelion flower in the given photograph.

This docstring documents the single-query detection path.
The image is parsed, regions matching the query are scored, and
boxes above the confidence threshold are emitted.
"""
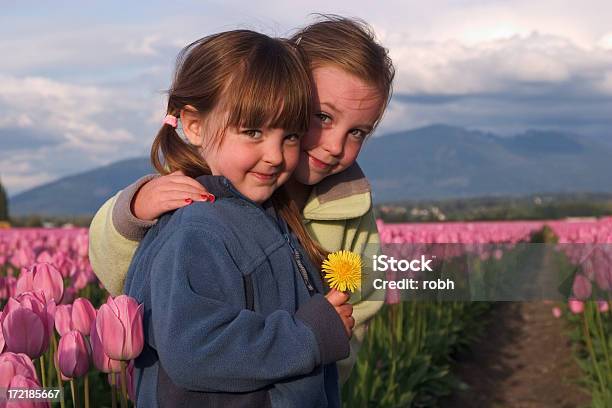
[322,250,363,293]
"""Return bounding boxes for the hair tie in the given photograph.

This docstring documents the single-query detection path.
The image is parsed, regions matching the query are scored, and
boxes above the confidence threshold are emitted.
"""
[294,36,302,46]
[163,114,178,128]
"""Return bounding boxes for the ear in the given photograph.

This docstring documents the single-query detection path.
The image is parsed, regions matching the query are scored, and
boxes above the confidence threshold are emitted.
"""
[180,105,204,146]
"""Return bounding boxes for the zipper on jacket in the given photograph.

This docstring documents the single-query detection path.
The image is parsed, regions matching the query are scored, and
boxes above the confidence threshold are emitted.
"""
[224,183,318,297]
[284,233,317,296]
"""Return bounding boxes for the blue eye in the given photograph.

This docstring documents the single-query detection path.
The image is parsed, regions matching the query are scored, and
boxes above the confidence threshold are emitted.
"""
[315,113,332,124]
[349,129,367,140]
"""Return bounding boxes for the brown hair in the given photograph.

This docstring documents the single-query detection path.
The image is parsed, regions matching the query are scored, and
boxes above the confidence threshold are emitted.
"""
[291,14,395,133]
[150,30,327,269]
[152,30,311,177]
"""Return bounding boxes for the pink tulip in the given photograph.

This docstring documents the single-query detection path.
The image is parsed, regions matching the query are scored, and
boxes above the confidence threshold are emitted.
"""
[595,267,612,291]
[36,251,53,264]
[0,352,38,389]
[572,274,592,300]
[52,252,73,278]
[15,263,64,304]
[90,320,121,373]
[73,272,88,291]
[493,248,503,260]
[32,263,64,304]
[0,311,5,354]
[2,291,54,358]
[53,349,71,382]
[96,295,144,361]
[10,247,34,269]
[58,330,90,379]
[75,233,89,258]
[54,304,73,336]
[72,298,97,336]
[9,376,50,407]
[7,374,50,408]
[2,308,46,359]
[552,306,562,318]
[15,268,35,296]
[597,300,609,313]
[384,270,401,304]
[568,299,585,314]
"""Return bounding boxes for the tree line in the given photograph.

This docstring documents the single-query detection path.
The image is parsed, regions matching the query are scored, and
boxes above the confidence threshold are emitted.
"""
[0,178,8,222]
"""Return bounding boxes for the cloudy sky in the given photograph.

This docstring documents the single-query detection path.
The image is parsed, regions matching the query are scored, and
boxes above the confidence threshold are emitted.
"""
[1,0,611,195]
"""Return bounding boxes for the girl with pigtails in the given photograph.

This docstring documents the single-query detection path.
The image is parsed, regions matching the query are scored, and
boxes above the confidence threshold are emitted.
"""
[89,15,395,406]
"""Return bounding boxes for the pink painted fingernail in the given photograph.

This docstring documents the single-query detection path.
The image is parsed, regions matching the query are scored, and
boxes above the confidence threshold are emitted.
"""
[185,198,193,204]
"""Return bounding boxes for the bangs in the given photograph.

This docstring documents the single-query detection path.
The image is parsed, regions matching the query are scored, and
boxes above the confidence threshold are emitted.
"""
[222,39,311,133]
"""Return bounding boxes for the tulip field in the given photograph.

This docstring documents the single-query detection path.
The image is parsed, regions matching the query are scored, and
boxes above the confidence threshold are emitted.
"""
[0,220,611,407]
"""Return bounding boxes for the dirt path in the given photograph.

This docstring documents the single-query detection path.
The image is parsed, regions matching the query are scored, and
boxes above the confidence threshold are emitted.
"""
[440,302,592,408]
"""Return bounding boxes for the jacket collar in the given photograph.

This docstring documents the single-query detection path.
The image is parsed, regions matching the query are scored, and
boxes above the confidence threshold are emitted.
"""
[194,175,235,200]
[194,174,279,218]
[194,165,372,222]
[302,162,372,221]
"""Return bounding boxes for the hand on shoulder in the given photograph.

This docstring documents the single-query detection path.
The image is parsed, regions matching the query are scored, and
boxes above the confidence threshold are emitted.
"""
[132,171,215,221]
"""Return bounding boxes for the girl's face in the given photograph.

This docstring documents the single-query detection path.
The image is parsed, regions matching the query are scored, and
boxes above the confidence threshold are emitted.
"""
[203,125,301,204]
[292,65,383,186]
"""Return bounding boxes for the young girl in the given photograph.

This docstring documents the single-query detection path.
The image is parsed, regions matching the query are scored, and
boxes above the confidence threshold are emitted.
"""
[123,30,354,407]
[89,15,395,385]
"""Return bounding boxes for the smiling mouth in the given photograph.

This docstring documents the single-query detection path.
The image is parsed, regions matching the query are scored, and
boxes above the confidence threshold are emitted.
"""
[307,153,335,170]
[250,172,278,182]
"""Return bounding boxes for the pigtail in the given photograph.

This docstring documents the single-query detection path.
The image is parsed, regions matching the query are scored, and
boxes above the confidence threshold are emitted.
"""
[272,187,328,276]
[150,109,211,178]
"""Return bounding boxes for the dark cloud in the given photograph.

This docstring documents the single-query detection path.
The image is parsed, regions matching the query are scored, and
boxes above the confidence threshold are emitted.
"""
[389,86,612,139]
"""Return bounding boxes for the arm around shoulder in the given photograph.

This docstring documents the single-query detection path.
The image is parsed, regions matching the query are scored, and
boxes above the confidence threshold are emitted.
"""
[88,175,158,296]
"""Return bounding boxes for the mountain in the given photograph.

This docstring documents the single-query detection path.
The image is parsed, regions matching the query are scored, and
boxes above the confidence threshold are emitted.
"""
[10,158,154,216]
[8,124,612,215]
[359,124,612,202]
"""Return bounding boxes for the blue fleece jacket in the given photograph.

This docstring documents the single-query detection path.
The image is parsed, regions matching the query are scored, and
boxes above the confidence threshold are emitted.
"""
[123,175,350,408]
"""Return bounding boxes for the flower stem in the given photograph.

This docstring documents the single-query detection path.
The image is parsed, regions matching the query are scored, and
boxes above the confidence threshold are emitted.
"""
[110,373,117,408]
[84,372,90,408]
[46,346,54,386]
[120,361,128,408]
[583,304,606,396]
[594,301,611,380]
[52,335,66,408]
[70,378,80,408]
[39,355,47,388]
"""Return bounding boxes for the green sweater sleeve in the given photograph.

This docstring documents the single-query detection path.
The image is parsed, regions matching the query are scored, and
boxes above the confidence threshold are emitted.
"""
[88,175,159,296]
